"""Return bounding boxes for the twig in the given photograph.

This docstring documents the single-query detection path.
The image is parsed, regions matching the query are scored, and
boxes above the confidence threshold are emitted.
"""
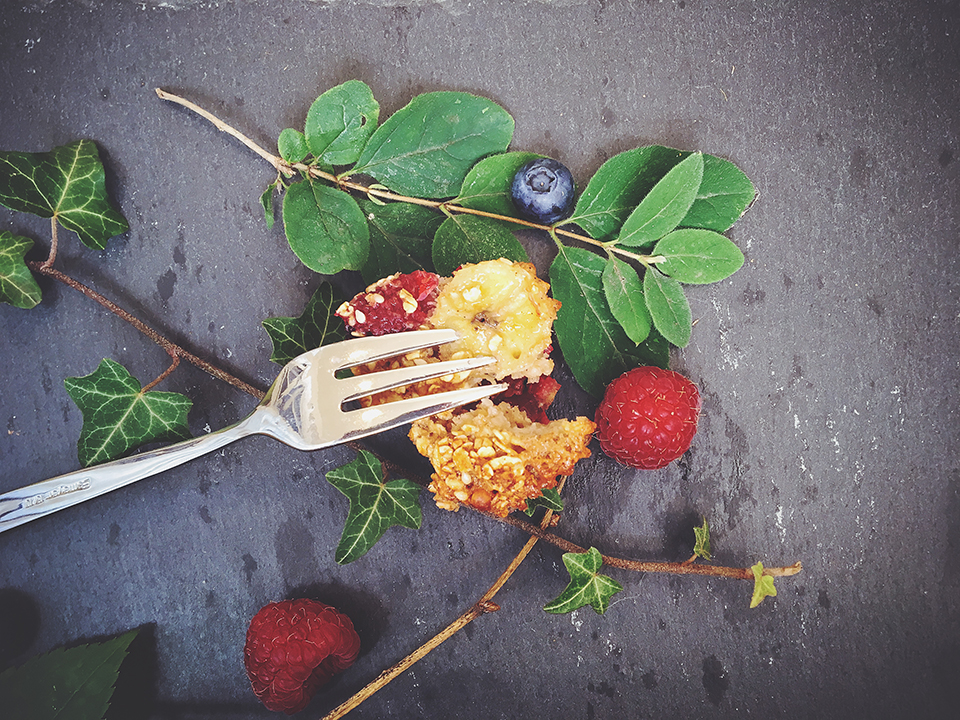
[27,261,263,399]
[320,487,563,720]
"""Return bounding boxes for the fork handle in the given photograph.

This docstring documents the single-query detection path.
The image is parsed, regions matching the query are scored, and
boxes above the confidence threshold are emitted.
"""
[0,413,261,534]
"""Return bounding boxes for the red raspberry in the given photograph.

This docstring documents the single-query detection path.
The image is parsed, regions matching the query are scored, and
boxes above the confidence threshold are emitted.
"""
[594,366,701,469]
[243,599,361,715]
[336,270,440,335]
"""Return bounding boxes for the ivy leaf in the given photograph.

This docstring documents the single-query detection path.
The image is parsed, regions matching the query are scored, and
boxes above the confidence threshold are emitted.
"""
[432,214,528,276]
[566,145,685,241]
[616,152,704,249]
[550,245,664,396]
[681,154,756,232]
[282,180,370,274]
[351,91,514,199]
[259,182,277,230]
[64,359,192,467]
[358,199,441,283]
[277,128,309,164]
[0,139,128,250]
[601,255,651,345]
[643,267,692,347]
[262,282,347,365]
[693,517,711,561]
[0,628,138,720]
[544,547,623,615]
[304,80,380,167]
[750,562,777,608]
[0,231,42,308]
[455,151,542,216]
[524,487,564,516]
[326,450,422,564]
[654,228,745,284]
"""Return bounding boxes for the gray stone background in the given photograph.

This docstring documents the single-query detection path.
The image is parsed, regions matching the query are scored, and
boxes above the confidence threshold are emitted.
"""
[1,0,958,718]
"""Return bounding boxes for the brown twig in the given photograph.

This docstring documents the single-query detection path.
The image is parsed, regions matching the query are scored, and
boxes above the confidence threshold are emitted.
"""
[320,486,563,720]
[27,261,263,399]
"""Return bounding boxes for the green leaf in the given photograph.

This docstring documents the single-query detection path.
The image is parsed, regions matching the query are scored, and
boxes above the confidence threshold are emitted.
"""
[278,128,309,164]
[544,547,623,615]
[693,517,711,561]
[0,231,42,308]
[304,80,380,167]
[64,359,192,467]
[352,91,514,198]
[282,180,369,274]
[326,450,422,564]
[643,267,692,347]
[616,152,704,248]
[750,562,777,608]
[601,255,651,345]
[455,151,542,216]
[262,282,348,365]
[432,214,529,276]
[0,628,138,720]
[358,199,442,283]
[681,154,756,232]
[259,182,277,230]
[567,146,686,240]
[524,487,564,516]
[0,139,128,250]
[654,228,744,284]
[550,245,663,396]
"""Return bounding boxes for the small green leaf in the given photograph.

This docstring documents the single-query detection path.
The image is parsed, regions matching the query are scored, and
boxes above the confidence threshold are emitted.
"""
[567,145,686,240]
[304,80,380,166]
[432,214,528,276]
[750,562,777,608]
[643,267,692,347]
[352,91,514,198]
[601,255,651,345]
[64,359,192,467]
[262,282,348,365]
[681,154,756,232]
[278,128,309,164]
[326,450,423,564]
[654,228,744,284]
[455,151,542,216]
[550,246,665,396]
[544,547,623,615]
[617,152,704,248]
[0,628,138,720]
[524,487,564,516]
[358,199,442,283]
[0,139,128,250]
[693,517,711,561]
[0,231,42,308]
[259,182,277,230]
[282,180,370,274]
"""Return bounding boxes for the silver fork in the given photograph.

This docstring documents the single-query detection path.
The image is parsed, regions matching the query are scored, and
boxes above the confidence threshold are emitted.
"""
[0,329,505,533]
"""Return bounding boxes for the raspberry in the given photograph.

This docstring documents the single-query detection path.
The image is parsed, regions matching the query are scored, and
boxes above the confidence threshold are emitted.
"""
[336,269,440,335]
[594,366,701,469]
[243,599,361,715]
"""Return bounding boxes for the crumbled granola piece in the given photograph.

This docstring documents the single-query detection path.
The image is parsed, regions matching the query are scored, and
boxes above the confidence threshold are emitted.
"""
[410,399,595,517]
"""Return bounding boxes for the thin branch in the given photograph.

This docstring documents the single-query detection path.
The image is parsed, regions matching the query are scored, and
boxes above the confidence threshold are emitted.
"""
[28,262,263,399]
[155,88,664,263]
[320,487,562,720]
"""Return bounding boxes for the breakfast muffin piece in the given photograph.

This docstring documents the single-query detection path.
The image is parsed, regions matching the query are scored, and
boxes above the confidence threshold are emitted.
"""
[337,258,595,516]
[409,399,595,517]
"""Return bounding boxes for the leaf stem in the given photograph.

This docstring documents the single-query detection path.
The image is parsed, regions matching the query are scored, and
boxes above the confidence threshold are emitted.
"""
[27,261,263,399]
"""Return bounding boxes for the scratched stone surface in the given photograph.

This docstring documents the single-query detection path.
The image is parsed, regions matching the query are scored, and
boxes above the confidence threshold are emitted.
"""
[1,1,958,718]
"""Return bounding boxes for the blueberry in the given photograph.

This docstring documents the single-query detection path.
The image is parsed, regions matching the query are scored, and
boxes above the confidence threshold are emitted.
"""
[510,158,575,224]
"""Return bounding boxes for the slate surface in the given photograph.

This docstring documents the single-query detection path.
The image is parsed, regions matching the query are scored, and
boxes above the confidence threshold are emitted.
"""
[1,1,958,718]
